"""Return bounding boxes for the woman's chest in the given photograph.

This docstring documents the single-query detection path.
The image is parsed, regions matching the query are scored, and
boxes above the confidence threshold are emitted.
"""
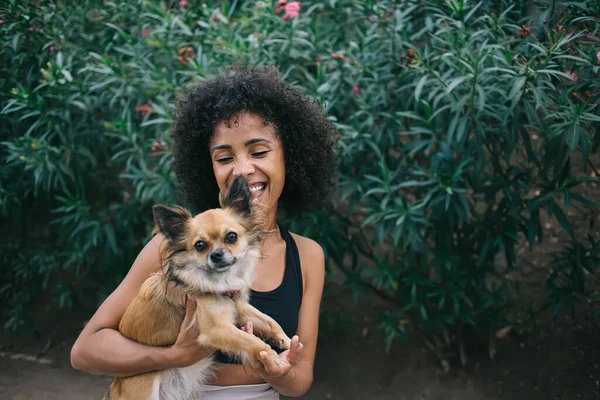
[251,239,287,292]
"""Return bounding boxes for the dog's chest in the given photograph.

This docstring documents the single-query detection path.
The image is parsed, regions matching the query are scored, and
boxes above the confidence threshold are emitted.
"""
[155,358,214,400]
[197,295,242,325]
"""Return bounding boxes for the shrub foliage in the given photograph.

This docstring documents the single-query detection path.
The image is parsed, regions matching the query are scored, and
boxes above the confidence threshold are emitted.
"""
[1,0,599,363]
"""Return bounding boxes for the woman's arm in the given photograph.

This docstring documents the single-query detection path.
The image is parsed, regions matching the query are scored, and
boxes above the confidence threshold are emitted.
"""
[249,235,326,396]
[70,234,211,377]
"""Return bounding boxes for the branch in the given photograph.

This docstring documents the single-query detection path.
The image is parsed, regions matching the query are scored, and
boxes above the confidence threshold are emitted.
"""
[587,158,599,178]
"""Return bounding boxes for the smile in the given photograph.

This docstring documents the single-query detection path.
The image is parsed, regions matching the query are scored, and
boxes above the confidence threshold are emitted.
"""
[249,183,266,193]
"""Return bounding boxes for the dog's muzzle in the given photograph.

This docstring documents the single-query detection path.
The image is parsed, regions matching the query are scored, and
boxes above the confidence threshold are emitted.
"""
[208,249,234,270]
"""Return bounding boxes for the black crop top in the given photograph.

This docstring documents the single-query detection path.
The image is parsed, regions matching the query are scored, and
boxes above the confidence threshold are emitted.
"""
[213,225,304,364]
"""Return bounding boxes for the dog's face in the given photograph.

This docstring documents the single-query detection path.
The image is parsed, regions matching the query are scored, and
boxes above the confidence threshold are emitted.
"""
[152,176,262,293]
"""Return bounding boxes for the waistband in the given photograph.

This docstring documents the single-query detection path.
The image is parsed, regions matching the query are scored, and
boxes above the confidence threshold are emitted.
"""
[200,383,279,400]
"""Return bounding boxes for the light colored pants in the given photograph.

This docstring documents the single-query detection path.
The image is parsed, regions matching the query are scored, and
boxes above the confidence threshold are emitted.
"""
[201,383,280,399]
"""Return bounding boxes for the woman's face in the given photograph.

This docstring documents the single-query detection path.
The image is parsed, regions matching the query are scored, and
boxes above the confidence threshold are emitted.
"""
[210,111,286,215]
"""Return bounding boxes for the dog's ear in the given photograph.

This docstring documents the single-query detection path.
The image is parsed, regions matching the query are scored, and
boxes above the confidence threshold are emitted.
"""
[221,176,252,216]
[152,204,192,241]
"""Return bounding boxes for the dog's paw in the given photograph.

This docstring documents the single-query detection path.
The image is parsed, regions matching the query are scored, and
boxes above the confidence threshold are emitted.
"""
[253,344,273,360]
[274,335,292,350]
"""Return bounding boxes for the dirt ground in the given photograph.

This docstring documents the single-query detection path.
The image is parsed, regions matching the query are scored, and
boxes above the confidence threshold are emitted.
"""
[2,153,599,399]
[1,291,599,400]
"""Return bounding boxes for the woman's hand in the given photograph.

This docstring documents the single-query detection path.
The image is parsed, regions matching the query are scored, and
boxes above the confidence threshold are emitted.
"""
[167,296,214,368]
[241,322,303,381]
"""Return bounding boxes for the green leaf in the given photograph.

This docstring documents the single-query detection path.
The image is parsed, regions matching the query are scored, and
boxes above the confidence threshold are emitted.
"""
[140,118,173,127]
[464,1,483,22]
[537,69,577,80]
[414,75,428,102]
[446,76,471,94]
[568,192,600,209]
[529,191,555,210]
[89,77,119,91]
[552,201,574,240]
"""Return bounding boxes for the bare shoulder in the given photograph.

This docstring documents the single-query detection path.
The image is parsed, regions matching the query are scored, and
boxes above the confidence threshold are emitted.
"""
[289,232,325,263]
[288,232,325,293]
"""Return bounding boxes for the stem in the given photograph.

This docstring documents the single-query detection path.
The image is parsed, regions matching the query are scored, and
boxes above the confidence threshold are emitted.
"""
[468,56,480,138]
[588,159,600,177]
[390,5,396,59]
[549,0,557,21]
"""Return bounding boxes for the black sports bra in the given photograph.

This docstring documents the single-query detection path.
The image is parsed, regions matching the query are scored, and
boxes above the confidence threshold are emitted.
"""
[213,225,303,364]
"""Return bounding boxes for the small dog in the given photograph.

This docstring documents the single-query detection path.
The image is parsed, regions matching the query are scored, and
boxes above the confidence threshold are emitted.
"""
[106,176,292,400]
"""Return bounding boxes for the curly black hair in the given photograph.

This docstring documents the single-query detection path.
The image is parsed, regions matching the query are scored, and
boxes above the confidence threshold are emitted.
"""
[171,65,339,215]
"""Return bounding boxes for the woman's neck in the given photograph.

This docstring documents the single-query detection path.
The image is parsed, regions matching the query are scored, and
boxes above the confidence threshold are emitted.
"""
[259,207,281,240]
[258,202,279,231]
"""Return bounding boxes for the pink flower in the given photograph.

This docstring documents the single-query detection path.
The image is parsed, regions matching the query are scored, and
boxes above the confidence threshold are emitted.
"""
[152,138,165,153]
[330,53,346,61]
[0,20,4,24]
[284,1,301,20]
[597,51,600,65]
[351,85,360,95]
[277,0,288,7]
[136,102,153,116]
[50,45,56,53]
[180,0,189,7]
[566,71,578,82]
[587,33,599,40]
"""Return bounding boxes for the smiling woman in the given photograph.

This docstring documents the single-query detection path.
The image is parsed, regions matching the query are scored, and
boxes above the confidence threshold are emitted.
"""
[211,112,286,218]
[171,65,338,217]
[70,64,339,399]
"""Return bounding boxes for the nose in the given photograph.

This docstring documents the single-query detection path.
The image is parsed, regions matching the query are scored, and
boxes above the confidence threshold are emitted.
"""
[232,156,255,178]
[210,249,224,264]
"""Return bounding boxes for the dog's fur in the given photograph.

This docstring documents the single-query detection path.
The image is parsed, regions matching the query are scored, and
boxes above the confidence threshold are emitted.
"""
[105,176,291,400]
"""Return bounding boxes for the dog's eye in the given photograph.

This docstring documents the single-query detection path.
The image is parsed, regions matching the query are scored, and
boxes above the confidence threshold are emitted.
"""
[194,241,208,252]
[224,232,238,244]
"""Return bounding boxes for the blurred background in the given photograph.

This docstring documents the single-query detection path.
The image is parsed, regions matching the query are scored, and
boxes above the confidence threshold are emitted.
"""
[1,0,600,399]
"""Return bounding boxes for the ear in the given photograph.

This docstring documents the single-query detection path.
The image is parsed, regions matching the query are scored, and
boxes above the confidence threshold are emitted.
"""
[152,204,192,241]
[221,176,252,216]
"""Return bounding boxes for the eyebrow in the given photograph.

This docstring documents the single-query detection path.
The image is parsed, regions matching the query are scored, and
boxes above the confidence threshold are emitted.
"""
[211,138,272,154]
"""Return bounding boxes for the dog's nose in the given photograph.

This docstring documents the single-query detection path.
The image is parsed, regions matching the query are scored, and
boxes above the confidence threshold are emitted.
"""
[210,250,224,264]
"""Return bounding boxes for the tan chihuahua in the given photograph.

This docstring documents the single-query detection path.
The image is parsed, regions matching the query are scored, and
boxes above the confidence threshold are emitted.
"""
[106,176,292,400]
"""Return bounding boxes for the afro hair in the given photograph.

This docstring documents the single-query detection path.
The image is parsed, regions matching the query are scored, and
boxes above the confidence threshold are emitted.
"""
[171,65,339,215]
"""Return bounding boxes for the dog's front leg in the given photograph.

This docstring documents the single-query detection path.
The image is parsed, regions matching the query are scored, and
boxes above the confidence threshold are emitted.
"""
[195,303,278,362]
[236,302,292,350]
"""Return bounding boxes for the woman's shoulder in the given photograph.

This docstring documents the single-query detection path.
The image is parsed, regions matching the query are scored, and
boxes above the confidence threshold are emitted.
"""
[288,232,324,261]
[288,232,325,285]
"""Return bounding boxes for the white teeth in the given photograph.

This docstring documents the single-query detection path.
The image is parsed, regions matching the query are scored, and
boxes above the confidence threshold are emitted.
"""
[249,184,265,193]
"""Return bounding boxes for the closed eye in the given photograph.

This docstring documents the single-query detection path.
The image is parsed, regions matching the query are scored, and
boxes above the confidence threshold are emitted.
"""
[216,157,233,164]
[251,151,269,158]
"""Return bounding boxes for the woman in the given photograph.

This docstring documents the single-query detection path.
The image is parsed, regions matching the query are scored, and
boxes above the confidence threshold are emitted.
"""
[70,65,338,399]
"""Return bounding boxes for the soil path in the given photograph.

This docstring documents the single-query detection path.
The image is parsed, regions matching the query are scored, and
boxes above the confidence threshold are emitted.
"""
[1,294,599,400]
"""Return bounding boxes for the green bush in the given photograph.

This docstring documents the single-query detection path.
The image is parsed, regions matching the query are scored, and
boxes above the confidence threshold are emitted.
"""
[1,0,599,366]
